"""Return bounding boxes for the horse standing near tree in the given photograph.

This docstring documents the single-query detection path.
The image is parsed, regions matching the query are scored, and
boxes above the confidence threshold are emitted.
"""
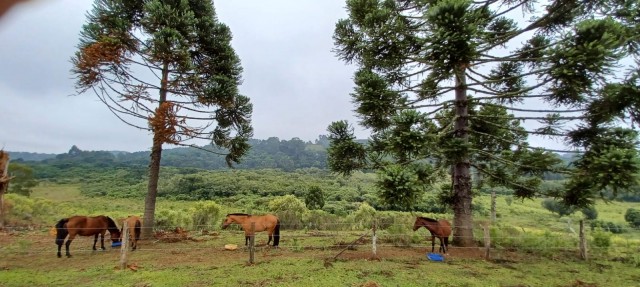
[121,216,142,250]
[413,216,451,253]
[55,215,121,258]
[221,213,280,247]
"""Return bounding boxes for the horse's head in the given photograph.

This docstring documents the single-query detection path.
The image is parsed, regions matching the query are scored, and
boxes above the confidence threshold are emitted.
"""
[110,229,122,243]
[412,217,422,231]
[221,216,233,229]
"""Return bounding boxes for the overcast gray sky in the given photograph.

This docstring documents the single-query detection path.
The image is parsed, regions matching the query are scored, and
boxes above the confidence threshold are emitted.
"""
[0,0,582,155]
[0,0,367,153]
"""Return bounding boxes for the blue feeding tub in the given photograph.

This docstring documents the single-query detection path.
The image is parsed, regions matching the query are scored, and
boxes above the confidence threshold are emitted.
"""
[426,253,444,262]
[112,242,122,248]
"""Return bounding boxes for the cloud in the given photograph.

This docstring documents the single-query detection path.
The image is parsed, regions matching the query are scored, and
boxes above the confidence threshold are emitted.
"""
[0,0,367,153]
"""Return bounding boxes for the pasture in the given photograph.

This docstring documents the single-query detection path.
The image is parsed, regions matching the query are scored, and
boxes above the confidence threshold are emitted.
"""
[0,184,639,286]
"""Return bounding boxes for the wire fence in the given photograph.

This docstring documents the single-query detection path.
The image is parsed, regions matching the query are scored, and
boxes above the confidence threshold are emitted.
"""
[2,220,639,260]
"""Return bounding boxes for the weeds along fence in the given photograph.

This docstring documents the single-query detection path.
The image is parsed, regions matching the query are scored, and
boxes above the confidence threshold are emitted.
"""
[1,218,639,264]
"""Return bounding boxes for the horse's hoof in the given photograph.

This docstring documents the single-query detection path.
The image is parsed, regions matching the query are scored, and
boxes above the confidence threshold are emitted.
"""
[66,255,72,258]
[57,254,61,258]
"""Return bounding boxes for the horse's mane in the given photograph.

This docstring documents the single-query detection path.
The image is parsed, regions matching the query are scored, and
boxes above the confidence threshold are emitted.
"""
[227,213,251,217]
[419,217,438,222]
[105,216,119,232]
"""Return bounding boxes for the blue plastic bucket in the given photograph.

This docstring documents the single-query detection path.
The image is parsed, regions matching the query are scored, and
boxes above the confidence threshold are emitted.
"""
[426,252,444,261]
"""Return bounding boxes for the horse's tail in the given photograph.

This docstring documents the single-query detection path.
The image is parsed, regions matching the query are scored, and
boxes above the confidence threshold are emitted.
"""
[273,219,281,246]
[134,220,141,241]
[55,218,69,245]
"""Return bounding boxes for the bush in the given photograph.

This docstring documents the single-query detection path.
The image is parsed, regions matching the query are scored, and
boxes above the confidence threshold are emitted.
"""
[3,194,56,225]
[591,229,611,250]
[189,201,221,230]
[304,209,341,230]
[155,209,192,230]
[541,198,575,217]
[380,223,414,247]
[624,208,640,228]
[304,185,325,210]
[350,202,376,230]
[268,195,308,229]
[590,220,625,234]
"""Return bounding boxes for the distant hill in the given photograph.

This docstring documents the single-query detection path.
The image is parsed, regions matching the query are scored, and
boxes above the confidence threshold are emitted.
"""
[8,139,580,176]
[8,136,340,172]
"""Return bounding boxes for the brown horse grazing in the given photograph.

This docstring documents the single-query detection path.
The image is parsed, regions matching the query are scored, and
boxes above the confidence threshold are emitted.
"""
[55,215,121,258]
[221,213,280,247]
[120,216,142,251]
[413,217,451,253]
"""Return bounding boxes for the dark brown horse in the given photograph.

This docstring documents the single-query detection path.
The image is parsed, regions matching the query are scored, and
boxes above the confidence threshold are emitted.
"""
[413,216,451,253]
[55,215,121,258]
[222,213,280,247]
[120,216,142,251]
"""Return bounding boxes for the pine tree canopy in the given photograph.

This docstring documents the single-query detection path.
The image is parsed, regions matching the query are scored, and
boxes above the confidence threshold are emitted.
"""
[329,0,640,212]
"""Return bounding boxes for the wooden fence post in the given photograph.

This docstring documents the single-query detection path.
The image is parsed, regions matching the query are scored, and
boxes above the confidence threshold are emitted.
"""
[120,221,129,270]
[371,220,377,257]
[482,223,491,260]
[249,222,255,264]
[579,219,587,260]
[490,191,496,223]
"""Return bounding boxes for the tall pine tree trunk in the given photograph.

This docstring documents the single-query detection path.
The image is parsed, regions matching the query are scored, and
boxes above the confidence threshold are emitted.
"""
[452,66,475,247]
[141,62,169,239]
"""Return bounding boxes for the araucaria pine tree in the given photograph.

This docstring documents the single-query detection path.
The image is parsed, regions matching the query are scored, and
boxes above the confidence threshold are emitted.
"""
[72,0,253,238]
[329,0,640,246]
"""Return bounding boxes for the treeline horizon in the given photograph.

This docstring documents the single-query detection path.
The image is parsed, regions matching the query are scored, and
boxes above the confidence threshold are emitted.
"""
[8,136,339,171]
[8,135,578,175]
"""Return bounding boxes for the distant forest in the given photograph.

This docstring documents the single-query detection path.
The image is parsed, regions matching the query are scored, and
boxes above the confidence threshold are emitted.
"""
[9,136,640,203]
[10,136,334,171]
[9,135,576,179]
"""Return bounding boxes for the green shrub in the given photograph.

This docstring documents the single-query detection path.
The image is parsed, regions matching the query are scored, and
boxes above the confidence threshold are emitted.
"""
[189,201,221,230]
[3,194,57,225]
[380,223,413,247]
[304,185,325,210]
[541,198,575,217]
[624,208,640,228]
[489,224,522,249]
[591,228,611,250]
[350,202,376,230]
[375,211,411,230]
[155,209,192,230]
[304,209,341,230]
[268,195,308,229]
[589,220,625,234]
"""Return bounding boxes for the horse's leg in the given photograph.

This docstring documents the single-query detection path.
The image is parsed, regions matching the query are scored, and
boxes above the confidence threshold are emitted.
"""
[268,231,273,246]
[57,241,63,258]
[65,239,73,257]
[245,235,249,246]
[431,235,436,252]
[93,234,98,250]
[100,232,105,250]
[439,237,444,253]
[65,234,76,258]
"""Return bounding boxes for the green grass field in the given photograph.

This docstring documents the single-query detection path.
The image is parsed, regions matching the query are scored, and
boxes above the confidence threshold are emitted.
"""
[0,183,639,286]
